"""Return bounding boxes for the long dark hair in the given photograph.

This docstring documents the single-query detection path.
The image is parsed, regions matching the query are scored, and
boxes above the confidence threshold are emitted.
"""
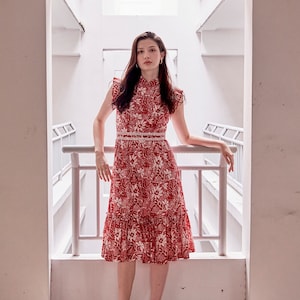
[113,32,177,113]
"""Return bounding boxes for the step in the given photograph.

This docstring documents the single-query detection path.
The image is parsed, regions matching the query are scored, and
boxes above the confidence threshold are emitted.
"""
[51,253,246,300]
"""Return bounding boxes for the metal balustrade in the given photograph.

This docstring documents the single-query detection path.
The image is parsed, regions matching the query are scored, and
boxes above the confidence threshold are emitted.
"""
[62,144,236,257]
[203,122,243,192]
[52,122,76,184]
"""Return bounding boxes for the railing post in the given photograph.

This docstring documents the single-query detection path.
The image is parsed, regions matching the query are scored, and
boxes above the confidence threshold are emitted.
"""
[198,170,203,238]
[96,174,101,238]
[219,154,227,256]
[71,152,80,256]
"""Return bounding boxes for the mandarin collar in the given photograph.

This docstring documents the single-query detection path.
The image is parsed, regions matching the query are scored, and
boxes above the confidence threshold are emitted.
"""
[139,76,159,87]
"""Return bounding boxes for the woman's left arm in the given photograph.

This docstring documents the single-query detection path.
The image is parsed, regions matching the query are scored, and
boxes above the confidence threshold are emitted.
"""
[171,101,234,172]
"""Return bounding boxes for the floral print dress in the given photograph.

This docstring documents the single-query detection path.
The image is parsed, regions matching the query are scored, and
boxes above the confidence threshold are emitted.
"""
[101,76,195,264]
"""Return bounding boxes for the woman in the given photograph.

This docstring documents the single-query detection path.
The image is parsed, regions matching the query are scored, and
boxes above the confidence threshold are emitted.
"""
[93,31,234,300]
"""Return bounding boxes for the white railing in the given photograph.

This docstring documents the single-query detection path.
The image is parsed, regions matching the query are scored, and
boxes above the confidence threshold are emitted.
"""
[203,122,243,192]
[62,144,237,257]
[52,122,76,184]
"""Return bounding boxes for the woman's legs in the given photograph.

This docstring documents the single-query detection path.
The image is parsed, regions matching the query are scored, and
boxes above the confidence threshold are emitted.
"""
[150,263,169,300]
[118,261,136,300]
[117,261,169,300]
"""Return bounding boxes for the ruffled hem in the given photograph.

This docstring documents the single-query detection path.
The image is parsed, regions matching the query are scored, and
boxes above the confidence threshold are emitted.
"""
[101,210,195,264]
[101,251,193,265]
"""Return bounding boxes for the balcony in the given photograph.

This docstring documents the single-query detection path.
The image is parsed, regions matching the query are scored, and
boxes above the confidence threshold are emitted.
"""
[51,123,245,299]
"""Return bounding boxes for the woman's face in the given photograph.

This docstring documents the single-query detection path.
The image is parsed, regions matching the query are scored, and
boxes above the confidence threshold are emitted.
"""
[136,38,164,73]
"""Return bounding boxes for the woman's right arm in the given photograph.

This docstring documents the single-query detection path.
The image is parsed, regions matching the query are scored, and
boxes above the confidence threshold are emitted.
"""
[93,86,114,181]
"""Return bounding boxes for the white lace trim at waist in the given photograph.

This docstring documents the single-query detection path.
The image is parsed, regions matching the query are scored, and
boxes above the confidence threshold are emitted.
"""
[116,131,166,141]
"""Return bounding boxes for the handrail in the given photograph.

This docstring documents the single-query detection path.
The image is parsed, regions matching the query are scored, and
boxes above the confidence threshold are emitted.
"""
[62,144,236,154]
[62,144,237,257]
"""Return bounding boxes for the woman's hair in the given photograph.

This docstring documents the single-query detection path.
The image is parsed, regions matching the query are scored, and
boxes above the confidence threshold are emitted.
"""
[113,31,177,113]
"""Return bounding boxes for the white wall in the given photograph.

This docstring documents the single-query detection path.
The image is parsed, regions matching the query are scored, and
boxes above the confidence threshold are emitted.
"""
[245,0,300,299]
[243,0,252,295]
[52,0,244,146]
[0,1,50,299]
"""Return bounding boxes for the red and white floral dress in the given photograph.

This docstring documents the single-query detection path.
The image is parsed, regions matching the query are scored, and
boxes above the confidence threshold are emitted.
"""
[101,76,195,264]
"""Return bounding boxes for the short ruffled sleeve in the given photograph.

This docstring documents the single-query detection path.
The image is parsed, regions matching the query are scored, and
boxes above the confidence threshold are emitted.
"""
[111,77,121,108]
[173,88,185,111]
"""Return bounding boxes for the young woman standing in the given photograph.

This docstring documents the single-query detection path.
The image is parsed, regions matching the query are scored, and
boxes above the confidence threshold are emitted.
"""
[93,31,234,300]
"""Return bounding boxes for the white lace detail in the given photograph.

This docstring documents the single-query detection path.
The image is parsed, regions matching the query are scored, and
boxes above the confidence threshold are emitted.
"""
[117,132,165,141]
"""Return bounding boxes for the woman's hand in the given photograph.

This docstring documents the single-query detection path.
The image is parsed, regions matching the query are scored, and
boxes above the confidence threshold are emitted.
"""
[95,151,112,181]
[220,142,234,172]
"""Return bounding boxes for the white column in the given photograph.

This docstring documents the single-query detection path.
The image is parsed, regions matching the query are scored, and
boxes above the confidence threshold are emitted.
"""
[244,1,300,299]
[0,1,50,299]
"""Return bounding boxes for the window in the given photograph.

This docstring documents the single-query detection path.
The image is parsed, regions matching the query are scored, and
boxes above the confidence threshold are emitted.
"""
[102,0,178,16]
